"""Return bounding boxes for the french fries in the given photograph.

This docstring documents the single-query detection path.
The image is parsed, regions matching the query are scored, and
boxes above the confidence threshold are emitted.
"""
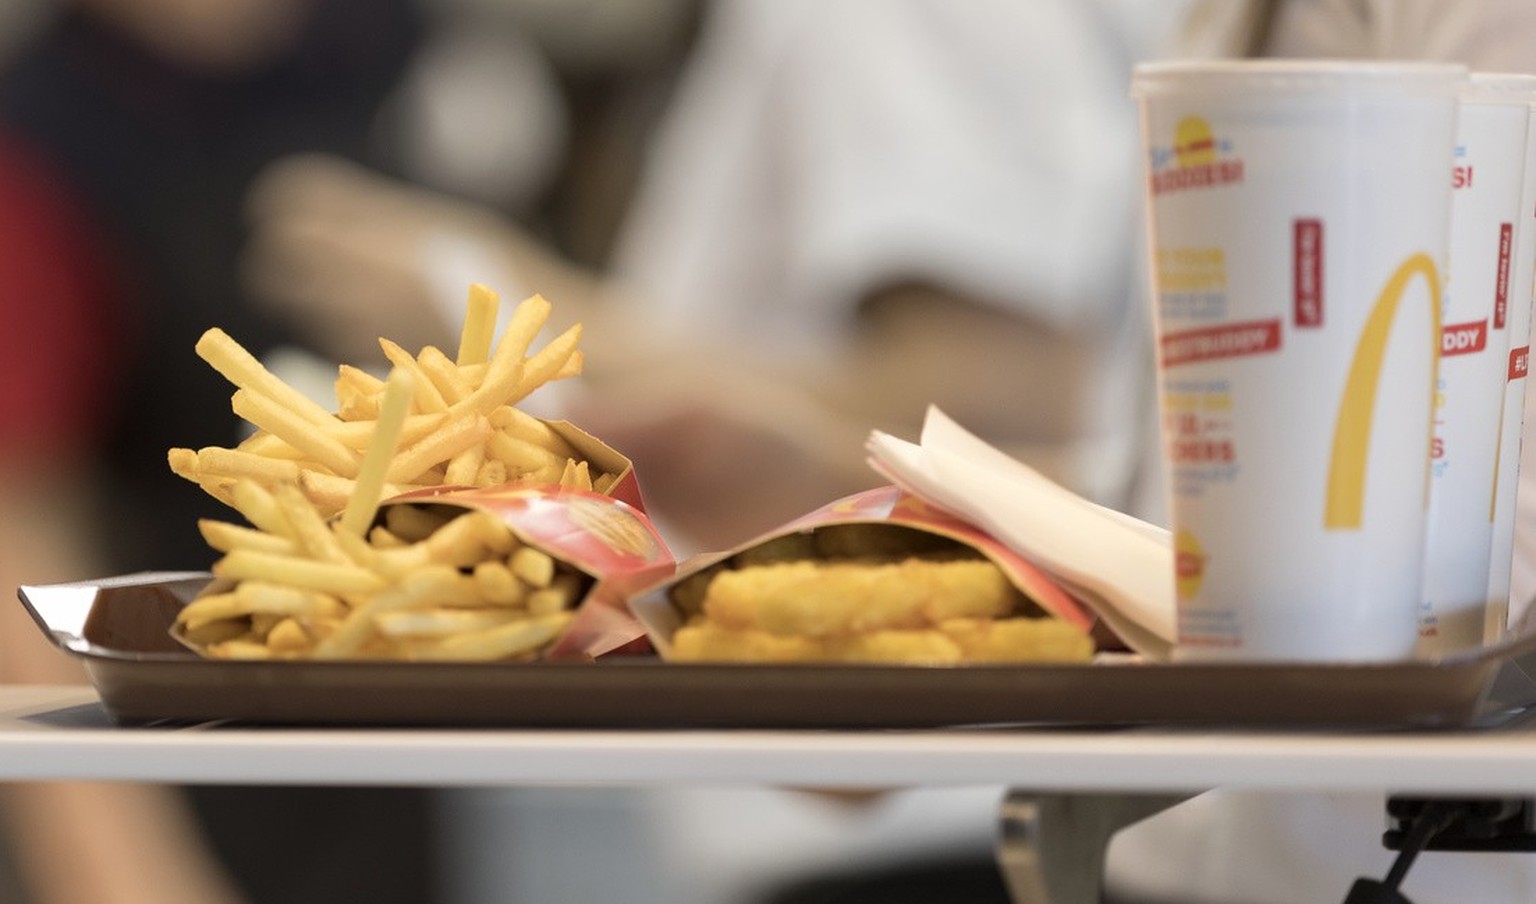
[168,284,621,519]
[170,284,612,662]
[179,489,591,661]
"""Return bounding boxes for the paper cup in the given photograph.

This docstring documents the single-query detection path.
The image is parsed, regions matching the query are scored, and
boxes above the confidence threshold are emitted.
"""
[1481,78,1536,644]
[1132,60,1466,661]
[1418,74,1536,655]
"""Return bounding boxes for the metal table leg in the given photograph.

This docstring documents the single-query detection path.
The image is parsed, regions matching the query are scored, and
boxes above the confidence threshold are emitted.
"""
[996,790,1192,904]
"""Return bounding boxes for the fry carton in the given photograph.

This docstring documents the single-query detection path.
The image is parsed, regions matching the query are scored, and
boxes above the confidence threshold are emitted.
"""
[175,483,675,662]
[539,419,648,512]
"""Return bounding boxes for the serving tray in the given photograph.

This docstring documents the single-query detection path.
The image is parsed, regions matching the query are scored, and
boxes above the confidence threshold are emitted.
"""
[19,573,1536,730]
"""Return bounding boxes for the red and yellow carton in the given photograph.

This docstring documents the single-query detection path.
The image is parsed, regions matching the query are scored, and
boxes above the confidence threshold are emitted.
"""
[388,483,675,660]
[538,418,649,511]
[173,474,675,662]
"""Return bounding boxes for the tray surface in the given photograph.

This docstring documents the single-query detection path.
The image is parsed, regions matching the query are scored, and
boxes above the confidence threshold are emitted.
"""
[19,574,1536,730]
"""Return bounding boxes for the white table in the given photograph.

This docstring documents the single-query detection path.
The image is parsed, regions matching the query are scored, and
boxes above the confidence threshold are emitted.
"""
[0,685,1534,793]
[7,684,1536,903]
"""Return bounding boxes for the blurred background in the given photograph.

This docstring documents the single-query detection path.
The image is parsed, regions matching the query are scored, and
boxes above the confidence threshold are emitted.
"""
[0,1,1188,903]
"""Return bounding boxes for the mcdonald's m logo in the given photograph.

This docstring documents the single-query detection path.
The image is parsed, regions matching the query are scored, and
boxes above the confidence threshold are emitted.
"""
[1324,253,1441,529]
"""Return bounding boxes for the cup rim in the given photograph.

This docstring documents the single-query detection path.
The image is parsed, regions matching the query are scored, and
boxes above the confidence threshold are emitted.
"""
[1132,58,1468,96]
[1464,71,1536,104]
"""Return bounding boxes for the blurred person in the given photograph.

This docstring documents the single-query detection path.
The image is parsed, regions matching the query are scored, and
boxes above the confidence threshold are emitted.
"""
[243,1,1182,902]
[246,0,1175,554]
[0,1,454,902]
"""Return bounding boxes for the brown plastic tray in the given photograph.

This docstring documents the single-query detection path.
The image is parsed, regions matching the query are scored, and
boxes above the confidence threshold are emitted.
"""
[19,573,1536,729]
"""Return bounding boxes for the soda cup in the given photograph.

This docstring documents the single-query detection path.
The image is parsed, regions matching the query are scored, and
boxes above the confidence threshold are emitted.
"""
[1419,73,1536,655]
[1132,60,1466,661]
[1480,77,1536,644]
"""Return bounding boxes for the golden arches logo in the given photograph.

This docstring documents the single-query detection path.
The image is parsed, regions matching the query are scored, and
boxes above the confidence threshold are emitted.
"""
[1324,253,1441,529]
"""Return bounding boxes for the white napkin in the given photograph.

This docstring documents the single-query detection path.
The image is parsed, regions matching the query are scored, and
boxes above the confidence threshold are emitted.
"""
[866,407,1176,661]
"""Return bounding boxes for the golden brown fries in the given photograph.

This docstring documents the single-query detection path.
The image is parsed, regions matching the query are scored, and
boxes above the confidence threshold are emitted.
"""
[177,486,592,662]
[168,284,620,519]
[168,283,615,662]
[667,528,1094,665]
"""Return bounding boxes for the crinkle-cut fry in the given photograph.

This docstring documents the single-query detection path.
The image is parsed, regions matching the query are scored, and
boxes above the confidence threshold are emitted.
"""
[444,443,485,486]
[456,283,500,366]
[231,389,359,478]
[213,549,387,597]
[379,338,448,413]
[487,431,566,476]
[340,367,417,536]
[418,345,474,404]
[474,459,507,487]
[274,483,350,565]
[196,327,336,429]
[472,561,527,607]
[489,406,581,459]
[509,323,582,405]
[230,479,293,539]
[385,414,493,484]
[406,611,571,662]
[327,412,445,453]
[195,446,302,485]
[374,608,523,638]
[313,565,462,657]
[198,519,298,556]
[510,546,555,588]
